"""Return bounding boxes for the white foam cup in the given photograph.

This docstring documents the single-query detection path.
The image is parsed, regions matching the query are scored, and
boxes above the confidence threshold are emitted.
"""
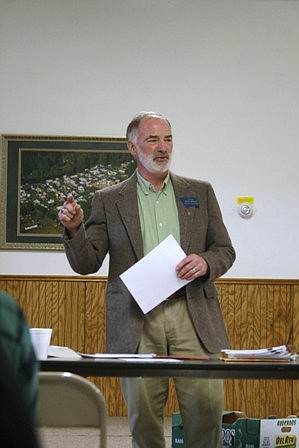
[29,328,52,360]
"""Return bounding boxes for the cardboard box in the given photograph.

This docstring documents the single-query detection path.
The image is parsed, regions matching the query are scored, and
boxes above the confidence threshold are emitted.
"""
[259,417,299,448]
[172,412,185,447]
[234,417,260,447]
[172,411,246,448]
[172,412,299,448]
[223,411,247,447]
[234,417,299,448]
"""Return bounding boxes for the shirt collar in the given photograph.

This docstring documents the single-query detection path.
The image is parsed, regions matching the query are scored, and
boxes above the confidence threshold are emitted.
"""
[136,170,170,195]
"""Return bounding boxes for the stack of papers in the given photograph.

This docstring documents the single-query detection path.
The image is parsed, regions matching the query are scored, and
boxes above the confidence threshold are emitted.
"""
[221,345,295,362]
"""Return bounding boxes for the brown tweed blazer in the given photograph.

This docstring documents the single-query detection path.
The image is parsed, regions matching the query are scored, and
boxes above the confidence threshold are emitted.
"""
[64,171,236,354]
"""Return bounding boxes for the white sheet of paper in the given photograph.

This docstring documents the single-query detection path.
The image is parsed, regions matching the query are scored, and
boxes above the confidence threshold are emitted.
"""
[120,234,191,314]
[78,353,156,359]
[48,345,82,359]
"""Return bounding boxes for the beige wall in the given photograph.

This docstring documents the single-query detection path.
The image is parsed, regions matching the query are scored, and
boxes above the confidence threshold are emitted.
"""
[0,0,299,279]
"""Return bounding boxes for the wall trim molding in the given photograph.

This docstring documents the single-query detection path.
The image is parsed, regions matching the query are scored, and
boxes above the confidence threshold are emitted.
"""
[1,275,298,284]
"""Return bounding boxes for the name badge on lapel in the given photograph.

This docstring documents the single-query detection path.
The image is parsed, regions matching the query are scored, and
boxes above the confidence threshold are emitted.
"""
[180,197,200,208]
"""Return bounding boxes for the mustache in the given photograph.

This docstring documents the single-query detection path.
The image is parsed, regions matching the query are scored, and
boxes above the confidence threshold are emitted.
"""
[153,151,170,159]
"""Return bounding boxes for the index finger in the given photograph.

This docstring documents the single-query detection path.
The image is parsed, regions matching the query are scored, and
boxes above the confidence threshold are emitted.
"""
[66,194,75,204]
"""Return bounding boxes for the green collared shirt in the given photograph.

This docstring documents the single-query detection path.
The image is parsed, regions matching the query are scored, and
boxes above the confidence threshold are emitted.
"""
[136,171,180,255]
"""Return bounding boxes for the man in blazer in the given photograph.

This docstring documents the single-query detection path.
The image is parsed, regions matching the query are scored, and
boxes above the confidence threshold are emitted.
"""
[59,112,235,448]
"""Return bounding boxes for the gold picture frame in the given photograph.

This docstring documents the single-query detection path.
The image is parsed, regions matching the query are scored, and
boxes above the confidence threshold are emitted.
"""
[0,134,135,250]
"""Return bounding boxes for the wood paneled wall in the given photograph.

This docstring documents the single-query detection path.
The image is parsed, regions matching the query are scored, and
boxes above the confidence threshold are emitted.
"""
[0,275,299,418]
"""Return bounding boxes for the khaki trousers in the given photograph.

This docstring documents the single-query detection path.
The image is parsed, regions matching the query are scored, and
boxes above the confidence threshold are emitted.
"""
[121,297,224,448]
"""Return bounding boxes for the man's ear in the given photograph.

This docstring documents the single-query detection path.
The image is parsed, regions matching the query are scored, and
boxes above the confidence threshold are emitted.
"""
[127,141,136,157]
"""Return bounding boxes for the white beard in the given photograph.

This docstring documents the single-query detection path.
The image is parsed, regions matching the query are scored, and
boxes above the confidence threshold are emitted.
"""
[135,147,171,174]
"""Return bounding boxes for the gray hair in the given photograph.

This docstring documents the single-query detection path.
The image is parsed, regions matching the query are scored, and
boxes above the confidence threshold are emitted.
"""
[126,111,171,144]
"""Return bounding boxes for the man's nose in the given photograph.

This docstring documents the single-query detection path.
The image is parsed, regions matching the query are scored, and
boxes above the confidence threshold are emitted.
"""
[157,140,168,151]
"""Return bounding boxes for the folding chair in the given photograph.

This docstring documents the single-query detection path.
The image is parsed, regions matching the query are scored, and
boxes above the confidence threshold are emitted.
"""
[37,372,107,448]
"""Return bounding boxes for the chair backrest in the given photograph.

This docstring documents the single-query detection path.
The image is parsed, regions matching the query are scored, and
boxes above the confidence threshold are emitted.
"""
[37,372,107,448]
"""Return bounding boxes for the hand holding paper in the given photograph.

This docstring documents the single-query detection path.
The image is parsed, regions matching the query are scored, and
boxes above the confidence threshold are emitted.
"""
[120,235,191,314]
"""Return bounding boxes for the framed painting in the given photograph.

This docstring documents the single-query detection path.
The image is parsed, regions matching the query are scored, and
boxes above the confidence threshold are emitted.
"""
[0,134,135,250]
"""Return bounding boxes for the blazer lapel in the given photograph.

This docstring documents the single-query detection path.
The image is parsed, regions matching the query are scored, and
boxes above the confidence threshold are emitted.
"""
[115,172,198,259]
[171,173,198,254]
[115,174,144,260]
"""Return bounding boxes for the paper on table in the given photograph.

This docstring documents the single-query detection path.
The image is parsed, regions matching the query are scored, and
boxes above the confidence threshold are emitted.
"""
[79,354,184,363]
[79,353,156,359]
[48,345,82,359]
[221,345,295,361]
[120,234,191,314]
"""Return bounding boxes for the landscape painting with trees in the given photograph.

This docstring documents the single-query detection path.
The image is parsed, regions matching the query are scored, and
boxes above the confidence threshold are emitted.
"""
[0,135,135,250]
[20,149,135,235]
